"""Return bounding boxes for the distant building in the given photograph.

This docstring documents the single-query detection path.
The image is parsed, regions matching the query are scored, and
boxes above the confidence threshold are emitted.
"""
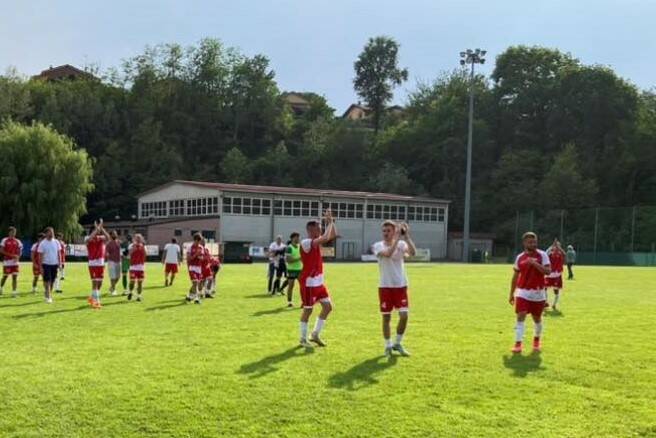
[447,232,495,261]
[282,92,312,115]
[32,64,95,82]
[342,103,405,121]
[132,180,450,260]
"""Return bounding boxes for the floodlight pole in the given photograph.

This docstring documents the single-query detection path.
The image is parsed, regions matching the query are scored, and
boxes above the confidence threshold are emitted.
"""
[460,49,486,262]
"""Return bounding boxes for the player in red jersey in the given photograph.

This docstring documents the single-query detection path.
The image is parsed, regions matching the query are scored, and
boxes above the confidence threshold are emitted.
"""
[54,233,66,294]
[200,239,214,299]
[0,227,23,297]
[127,233,147,302]
[186,233,204,304]
[545,238,566,312]
[509,232,551,354]
[298,209,337,348]
[207,256,221,297]
[85,220,110,308]
[30,233,45,294]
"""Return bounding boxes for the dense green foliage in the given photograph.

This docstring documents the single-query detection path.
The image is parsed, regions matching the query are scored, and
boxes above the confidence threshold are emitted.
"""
[0,121,93,237]
[0,262,654,437]
[0,40,654,245]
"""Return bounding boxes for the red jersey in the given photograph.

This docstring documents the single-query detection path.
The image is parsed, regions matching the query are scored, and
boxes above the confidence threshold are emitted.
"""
[513,249,550,302]
[547,249,564,276]
[202,247,211,267]
[210,257,220,269]
[187,244,204,268]
[300,238,324,287]
[129,243,146,270]
[1,237,23,266]
[86,235,106,266]
[58,240,66,264]
[31,242,41,265]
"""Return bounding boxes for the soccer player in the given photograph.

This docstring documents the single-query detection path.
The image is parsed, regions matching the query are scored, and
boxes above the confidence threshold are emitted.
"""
[0,226,23,297]
[85,220,110,308]
[54,233,66,293]
[186,233,204,304]
[31,233,45,294]
[120,235,131,295]
[545,239,566,311]
[298,210,337,348]
[38,227,62,304]
[509,232,551,354]
[372,221,416,357]
[267,235,286,295]
[284,232,303,307]
[162,238,181,287]
[127,233,147,302]
[106,231,122,296]
[208,255,221,297]
[566,245,576,280]
[200,238,214,299]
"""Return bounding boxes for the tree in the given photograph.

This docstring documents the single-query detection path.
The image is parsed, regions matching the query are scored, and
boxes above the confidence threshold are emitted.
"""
[540,143,598,208]
[353,36,408,136]
[221,147,252,184]
[0,121,93,237]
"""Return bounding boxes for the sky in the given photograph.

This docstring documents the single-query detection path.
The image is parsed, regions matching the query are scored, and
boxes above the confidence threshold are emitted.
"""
[1,0,655,113]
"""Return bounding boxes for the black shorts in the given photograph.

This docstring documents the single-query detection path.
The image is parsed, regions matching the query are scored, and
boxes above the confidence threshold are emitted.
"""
[287,270,301,280]
[42,264,59,283]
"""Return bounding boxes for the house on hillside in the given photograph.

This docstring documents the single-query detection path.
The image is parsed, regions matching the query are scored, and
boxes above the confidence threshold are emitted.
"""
[342,103,405,121]
[32,64,95,82]
[282,92,312,115]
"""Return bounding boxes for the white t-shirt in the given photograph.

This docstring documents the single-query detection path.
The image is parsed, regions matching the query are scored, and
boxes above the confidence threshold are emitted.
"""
[268,242,286,263]
[372,240,409,288]
[37,238,62,265]
[163,243,181,264]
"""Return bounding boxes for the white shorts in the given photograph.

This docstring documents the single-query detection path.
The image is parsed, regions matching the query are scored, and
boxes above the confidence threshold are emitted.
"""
[108,261,121,280]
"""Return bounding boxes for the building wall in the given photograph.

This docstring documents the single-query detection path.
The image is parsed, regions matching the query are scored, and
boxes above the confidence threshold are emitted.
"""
[140,184,218,204]
[146,218,220,248]
[138,183,450,260]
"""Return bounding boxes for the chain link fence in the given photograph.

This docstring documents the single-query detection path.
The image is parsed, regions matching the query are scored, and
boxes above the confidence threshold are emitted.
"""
[492,206,656,266]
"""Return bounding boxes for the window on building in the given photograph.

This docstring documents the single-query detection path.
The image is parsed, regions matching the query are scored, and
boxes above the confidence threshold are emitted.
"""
[274,200,282,215]
[243,198,251,215]
[438,208,445,222]
[223,197,232,213]
[202,230,216,241]
[232,198,242,214]
[174,229,182,236]
[263,199,271,215]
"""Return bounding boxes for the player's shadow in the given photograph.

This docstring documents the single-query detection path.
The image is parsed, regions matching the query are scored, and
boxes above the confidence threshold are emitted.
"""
[545,309,564,318]
[244,294,275,299]
[0,299,43,308]
[145,300,187,311]
[328,355,398,391]
[12,300,130,319]
[238,346,314,378]
[502,351,545,377]
[251,307,292,317]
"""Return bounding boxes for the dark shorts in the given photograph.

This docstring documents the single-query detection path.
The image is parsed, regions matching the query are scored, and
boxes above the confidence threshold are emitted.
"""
[287,270,301,280]
[42,264,59,283]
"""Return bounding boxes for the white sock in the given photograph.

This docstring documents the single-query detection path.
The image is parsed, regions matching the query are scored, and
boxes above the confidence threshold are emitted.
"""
[515,321,525,342]
[553,293,560,306]
[312,318,326,336]
[54,278,61,290]
[300,322,309,340]
[384,338,393,348]
[534,322,543,339]
[395,333,404,345]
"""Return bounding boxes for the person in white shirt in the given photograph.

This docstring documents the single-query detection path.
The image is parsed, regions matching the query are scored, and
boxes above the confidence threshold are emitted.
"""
[267,235,286,295]
[162,238,182,287]
[37,227,62,304]
[372,221,416,357]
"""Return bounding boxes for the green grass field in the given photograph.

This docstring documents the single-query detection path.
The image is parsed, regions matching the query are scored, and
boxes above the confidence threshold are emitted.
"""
[0,262,654,437]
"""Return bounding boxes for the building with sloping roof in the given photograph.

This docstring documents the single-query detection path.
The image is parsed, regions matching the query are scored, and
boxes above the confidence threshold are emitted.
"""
[32,64,95,81]
[136,180,450,260]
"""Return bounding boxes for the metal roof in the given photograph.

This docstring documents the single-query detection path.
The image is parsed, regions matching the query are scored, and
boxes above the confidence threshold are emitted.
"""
[138,180,450,204]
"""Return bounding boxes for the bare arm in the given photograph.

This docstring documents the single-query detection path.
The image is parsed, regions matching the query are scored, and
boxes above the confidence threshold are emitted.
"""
[528,258,551,275]
[312,210,337,247]
[509,271,519,304]
[403,224,417,257]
